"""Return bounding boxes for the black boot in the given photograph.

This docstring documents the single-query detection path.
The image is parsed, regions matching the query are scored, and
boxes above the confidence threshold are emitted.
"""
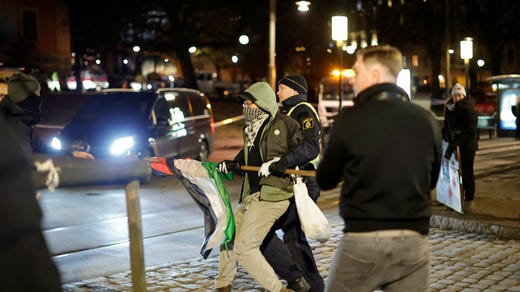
[287,276,311,292]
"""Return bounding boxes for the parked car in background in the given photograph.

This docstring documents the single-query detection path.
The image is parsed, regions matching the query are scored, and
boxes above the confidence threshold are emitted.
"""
[49,88,214,160]
[196,71,241,99]
[66,66,109,91]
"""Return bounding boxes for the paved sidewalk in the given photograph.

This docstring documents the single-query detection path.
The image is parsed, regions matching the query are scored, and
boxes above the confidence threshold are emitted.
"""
[63,223,520,291]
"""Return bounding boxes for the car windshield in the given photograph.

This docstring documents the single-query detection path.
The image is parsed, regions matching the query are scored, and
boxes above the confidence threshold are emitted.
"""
[73,92,155,124]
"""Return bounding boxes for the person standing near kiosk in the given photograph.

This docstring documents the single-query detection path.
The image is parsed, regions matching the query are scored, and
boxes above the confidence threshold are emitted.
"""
[443,83,478,201]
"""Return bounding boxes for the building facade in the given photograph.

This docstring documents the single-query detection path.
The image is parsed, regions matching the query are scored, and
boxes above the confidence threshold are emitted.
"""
[0,0,71,81]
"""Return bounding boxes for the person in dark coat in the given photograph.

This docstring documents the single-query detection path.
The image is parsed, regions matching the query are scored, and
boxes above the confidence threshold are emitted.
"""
[443,83,478,201]
[0,97,62,291]
[317,45,442,291]
[260,75,324,292]
[0,72,94,159]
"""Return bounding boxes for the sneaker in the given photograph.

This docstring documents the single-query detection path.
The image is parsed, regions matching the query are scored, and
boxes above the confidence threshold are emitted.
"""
[215,285,231,292]
[287,276,311,292]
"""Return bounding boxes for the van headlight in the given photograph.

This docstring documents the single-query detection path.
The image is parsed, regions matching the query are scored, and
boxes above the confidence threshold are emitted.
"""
[110,136,135,155]
[50,137,62,150]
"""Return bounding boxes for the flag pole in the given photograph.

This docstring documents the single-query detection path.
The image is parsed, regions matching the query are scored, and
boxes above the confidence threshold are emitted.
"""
[240,165,316,177]
[144,158,317,177]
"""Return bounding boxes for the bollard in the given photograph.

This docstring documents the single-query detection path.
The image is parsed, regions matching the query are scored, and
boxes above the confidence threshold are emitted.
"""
[125,180,147,292]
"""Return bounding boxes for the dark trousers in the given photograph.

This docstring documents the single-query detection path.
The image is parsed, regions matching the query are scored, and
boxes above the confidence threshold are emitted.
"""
[261,177,324,292]
[460,148,476,200]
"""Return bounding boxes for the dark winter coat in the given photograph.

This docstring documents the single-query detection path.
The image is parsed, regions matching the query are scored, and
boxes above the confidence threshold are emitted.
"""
[0,110,62,291]
[316,83,442,235]
[443,97,478,151]
[235,86,303,202]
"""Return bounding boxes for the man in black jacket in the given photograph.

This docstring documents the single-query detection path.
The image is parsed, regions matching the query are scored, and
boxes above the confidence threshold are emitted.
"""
[317,45,442,291]
[443,83,478,201]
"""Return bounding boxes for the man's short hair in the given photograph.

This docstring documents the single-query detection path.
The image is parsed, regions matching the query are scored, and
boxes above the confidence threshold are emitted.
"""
[356,45,403,79]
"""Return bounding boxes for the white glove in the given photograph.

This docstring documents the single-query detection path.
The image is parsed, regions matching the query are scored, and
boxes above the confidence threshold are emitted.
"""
[258,157,280,177]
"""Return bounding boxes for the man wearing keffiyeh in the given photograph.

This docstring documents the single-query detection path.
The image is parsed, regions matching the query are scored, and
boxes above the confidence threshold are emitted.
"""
[214,82,303,292]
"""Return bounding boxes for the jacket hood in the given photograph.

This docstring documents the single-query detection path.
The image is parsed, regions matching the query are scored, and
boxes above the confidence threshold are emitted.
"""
[243,82,278,117]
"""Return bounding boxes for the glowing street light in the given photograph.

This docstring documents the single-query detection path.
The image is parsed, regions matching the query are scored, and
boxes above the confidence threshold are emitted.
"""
[331,16,348,112]
[460,37,473,89]
[268,1,311,88]
[331,16,348,43]
[295,1,310,12]
[239,34,249,45]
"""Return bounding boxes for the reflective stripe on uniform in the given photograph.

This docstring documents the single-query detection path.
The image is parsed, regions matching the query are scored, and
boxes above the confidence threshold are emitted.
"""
[287,102,320,168]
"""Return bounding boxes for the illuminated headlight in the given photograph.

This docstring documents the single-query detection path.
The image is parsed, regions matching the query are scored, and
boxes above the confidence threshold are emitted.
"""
[110,136,135,155]
[50,137,62,150]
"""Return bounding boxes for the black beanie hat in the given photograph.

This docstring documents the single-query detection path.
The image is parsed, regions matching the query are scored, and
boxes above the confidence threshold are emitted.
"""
[278,75,307,94]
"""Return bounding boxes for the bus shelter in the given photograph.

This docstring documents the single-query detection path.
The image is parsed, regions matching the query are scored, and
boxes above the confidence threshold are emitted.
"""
[485,74,520,137]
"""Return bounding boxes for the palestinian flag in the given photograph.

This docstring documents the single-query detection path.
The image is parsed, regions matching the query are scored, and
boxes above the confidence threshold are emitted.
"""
[149,158,235,259]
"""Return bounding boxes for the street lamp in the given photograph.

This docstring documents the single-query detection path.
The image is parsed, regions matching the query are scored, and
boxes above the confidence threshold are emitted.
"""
[331,16,348,112]
[445,49,454,98]
[231,55,239,82]
[268,1,311,89]
[477,59,485,83]
[460,37,473,90]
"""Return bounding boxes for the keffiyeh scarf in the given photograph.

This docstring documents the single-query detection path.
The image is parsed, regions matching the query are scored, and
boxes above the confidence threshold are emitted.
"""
[243,108,269,147]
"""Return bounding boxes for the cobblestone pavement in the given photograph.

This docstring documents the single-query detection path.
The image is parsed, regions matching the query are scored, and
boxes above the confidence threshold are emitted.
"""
[63,224,520,292]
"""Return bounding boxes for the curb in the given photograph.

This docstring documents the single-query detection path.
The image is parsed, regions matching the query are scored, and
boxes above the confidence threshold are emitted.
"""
[430,214,520,240]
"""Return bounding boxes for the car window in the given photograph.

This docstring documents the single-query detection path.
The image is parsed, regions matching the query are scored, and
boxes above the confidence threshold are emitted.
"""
[75,94,151,123]
[190,93,207,116]
[171,94,192,118]
[153,97,171,125]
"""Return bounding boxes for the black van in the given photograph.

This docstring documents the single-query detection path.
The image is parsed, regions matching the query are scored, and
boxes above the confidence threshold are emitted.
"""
[49,88,214,160]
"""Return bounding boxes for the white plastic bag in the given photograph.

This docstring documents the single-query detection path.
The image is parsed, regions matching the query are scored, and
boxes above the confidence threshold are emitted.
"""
[294,175,330,243]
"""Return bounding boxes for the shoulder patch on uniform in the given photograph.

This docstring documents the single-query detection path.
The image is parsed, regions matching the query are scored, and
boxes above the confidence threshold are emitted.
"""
[302,117,314,130]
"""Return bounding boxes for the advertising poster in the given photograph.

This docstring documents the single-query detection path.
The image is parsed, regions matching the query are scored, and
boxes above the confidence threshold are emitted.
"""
[436,141,463,213]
